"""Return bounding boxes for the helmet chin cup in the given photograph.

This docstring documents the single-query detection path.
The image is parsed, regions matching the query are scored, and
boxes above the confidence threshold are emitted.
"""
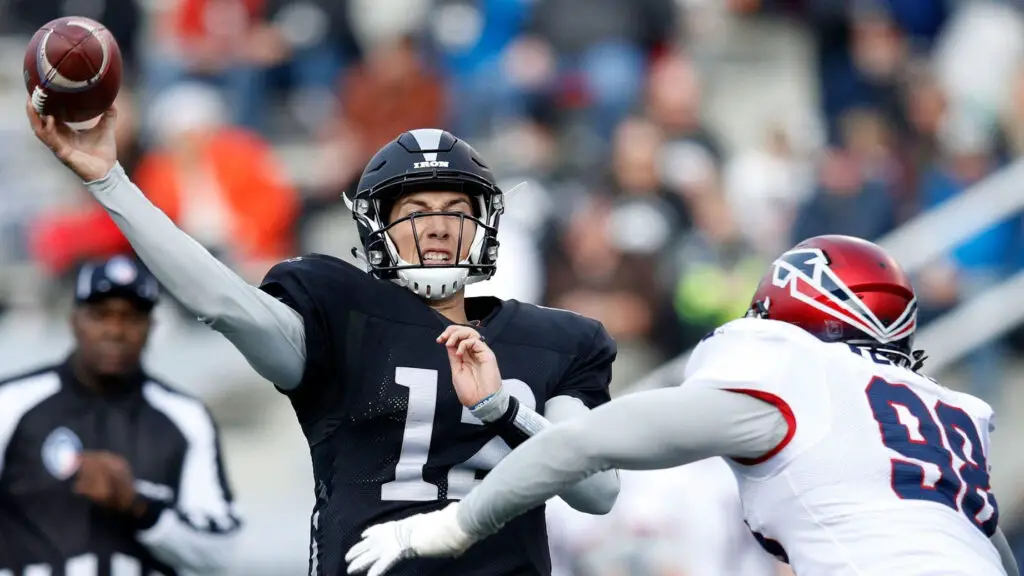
[395,265,471,300]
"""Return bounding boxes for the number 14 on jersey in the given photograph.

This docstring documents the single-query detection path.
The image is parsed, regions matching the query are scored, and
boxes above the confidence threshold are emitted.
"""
[866,377,999,536]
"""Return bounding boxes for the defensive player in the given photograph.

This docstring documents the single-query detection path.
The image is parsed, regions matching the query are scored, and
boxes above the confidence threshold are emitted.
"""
[345,235,1021,576]
[26,103,620,576]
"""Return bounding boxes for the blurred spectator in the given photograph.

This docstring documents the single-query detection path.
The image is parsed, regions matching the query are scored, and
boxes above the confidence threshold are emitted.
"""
[792,149,895,243]
[147,0,360,135]
[916,113,1016,401]
[146,0,267,132]
[810,1,917,143]
[545,197,665,347]
[543,117,685,357]
[428,0,532,137]
[466,104,565,304]
[606,117,692,232]
[505,0,676,139]
[147,0,348,133]
[918,115,1013,303]
[31,84,299,284]
[844,105,907,196]
[792,109,899,243]
[646,52,725,202]
[247,0,361,133]
[724,119,816,257]
[931,1,1024,143]
[321,34,446,194]
[667,192,764,350]
[899,63,948,211]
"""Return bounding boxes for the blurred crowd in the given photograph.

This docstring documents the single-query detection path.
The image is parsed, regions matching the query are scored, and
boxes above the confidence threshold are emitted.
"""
[3,0,1024,574]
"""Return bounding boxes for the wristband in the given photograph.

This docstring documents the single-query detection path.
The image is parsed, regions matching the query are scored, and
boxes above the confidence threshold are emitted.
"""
[470,387,511,424]
[492,396,550,448]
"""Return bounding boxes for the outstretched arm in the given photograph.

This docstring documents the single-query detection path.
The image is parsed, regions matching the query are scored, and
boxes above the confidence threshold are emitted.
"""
[468,389,620,514]
[27,102,307,390]
[84,166,306,388]
[440,324,620,515]
[541,395,620,514]
[345,384,788,576]
[457,384,786,537]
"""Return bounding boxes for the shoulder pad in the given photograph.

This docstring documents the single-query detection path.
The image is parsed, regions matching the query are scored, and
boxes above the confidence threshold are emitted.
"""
[509,303,605,353]
[949,389,996,433]
[709,317,817,344]
[260,253,373,302]
[685,318,814,383]
[262,253,364,286]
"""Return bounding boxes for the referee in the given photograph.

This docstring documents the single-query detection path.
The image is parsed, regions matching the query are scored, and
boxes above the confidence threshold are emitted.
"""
[0,256,242,575]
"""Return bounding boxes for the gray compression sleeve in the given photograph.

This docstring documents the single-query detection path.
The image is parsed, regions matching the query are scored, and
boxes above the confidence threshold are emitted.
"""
[84,164,307,389]
[456,384,788,538]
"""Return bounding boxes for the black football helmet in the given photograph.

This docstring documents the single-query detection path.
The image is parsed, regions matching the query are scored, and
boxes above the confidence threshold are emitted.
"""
[345,129,505,299]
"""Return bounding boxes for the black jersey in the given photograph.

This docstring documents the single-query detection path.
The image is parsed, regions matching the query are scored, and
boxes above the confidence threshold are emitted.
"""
[0,360,240,576]
[260,254,616,576]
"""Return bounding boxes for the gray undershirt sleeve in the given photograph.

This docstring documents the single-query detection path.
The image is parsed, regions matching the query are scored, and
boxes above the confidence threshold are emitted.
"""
[84,164,307,389]
[456,384,789,538]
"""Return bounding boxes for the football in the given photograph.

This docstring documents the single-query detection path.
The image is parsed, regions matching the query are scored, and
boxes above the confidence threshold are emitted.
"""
[23,16,122,124]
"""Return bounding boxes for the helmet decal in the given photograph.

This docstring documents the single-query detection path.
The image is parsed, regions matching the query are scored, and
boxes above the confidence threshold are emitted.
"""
[771,248,917,344]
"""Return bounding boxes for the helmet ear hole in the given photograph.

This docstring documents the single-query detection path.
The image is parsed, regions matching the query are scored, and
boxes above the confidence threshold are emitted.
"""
[378,199,396,224]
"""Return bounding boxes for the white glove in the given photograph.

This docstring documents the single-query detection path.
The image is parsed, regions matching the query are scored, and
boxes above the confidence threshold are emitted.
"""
[345,502,477,576]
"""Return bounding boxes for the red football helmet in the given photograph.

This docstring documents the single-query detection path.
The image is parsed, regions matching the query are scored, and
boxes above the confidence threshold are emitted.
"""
[747,235,923,367]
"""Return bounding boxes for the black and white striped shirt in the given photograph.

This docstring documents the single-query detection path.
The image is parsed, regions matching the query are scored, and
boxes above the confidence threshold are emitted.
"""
[0,359,241,575]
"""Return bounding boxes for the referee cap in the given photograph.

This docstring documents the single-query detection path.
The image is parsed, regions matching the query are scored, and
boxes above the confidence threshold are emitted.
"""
[75,256,159,311]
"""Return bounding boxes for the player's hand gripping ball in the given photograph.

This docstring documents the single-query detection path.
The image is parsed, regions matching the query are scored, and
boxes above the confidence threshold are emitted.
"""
[23,16,122,124]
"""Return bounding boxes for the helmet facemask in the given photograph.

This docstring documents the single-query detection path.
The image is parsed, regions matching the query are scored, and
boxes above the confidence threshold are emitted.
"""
[347,175,504,300]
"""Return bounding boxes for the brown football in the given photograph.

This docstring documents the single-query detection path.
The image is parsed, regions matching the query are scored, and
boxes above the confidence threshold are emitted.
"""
[23,16,122,124]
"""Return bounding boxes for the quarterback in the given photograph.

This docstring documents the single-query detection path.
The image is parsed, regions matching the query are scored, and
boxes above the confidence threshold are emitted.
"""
[346,235,1020,576]
[27,103,620,576]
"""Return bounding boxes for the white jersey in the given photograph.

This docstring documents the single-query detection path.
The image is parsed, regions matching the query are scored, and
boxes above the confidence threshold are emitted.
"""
[684,317,1004,576]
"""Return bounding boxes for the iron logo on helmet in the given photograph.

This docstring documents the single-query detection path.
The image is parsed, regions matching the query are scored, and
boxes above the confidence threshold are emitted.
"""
[345,129,505,300]
[747,235,926,369]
